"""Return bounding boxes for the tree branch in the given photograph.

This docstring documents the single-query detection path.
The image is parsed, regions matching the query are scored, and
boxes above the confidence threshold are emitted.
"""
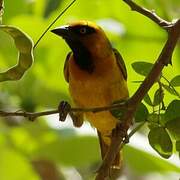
[95,1,180,179]
[0,0,179,179]
[129,19,180,108]
[0,101,127,120]
[123,0,172,29]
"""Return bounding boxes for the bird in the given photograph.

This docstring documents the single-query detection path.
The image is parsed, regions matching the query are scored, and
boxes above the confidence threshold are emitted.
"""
[51,20,129,169]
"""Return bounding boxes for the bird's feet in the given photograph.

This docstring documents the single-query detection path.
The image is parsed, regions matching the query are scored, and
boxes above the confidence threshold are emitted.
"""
[58,101,83,127]
[58,101,71,122]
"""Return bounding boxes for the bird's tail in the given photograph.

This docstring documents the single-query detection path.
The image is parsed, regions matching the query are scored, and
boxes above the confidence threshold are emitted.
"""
[97,131,123,169]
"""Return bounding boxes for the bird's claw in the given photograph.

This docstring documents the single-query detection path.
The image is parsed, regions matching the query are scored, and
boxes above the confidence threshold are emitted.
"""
[58,101,71,122]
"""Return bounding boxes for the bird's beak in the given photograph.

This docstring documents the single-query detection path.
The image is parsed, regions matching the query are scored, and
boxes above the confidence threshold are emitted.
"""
[51,25,69,38]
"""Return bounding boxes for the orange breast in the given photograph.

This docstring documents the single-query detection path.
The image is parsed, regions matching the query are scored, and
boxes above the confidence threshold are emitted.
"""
[68,54,129,134]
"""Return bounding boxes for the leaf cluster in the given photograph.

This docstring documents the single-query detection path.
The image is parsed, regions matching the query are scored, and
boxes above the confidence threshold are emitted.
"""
[132,62,180,158]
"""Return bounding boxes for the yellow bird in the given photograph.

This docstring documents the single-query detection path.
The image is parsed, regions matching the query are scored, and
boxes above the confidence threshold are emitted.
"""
[51,20,129,169]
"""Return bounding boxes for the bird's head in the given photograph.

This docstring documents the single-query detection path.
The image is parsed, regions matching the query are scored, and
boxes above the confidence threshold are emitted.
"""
[51,20,112,59]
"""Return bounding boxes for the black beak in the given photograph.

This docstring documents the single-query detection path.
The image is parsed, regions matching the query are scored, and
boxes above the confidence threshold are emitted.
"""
[51,25,69,38]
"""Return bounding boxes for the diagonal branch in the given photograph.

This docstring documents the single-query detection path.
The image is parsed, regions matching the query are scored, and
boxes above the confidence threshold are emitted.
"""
[0,0,179,179]
[129,19,180,108]
[123,0,172,29]
[95,1,180,179]
[96,18,180,180]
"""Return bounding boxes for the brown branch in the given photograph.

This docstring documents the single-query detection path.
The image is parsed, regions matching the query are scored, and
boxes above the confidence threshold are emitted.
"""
[0,101,126,120]
[123,0,172,29]
[0,0,179,179]
[95,1,180,179]
[129,19,180,108]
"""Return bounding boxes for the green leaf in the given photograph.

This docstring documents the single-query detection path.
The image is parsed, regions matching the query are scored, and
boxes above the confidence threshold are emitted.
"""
[132,80,143,83]
[0,147,39,180]
[166,118,180,140]
[131,61,153,76]
[148,113,159,123]
[176,140,180,152]
[153,88,164,106]
[148,127,173,159]
[135,103,149,122]
[110,100,127,120]
[170,75,180,87]
[44,0,61,17]
[124,145,180,174]
[165,100,180,123]
[176,140,180,158]
[147,114,161,129]
[144,93,153,106]
[162,84,180,98]
[0,25,34,82]
[35,135,99,166]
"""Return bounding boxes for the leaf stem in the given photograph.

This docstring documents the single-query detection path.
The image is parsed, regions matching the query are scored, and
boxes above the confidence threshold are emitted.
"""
[33,0,77,49]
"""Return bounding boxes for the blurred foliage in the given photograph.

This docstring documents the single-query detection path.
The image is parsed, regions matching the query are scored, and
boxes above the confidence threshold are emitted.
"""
[0,0,180,179]
[0,25,33,82]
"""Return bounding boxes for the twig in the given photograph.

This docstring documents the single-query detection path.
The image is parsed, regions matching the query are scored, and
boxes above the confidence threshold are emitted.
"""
[123,0,172,30]
[128,121,146,139]
[0,101,127,120]
[33,0,77,49]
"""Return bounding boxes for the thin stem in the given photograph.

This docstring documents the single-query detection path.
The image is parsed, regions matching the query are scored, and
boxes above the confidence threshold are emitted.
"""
[123,0,172,30]
[0,101,126,119]
[161,75,180,98]
[128,121,146,139]
[33,0,77,49]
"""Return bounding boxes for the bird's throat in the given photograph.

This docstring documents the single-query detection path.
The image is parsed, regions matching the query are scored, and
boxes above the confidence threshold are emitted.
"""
[65,39,94,73]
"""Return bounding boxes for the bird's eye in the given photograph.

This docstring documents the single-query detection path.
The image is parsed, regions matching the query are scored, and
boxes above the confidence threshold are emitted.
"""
[79,27,87,34]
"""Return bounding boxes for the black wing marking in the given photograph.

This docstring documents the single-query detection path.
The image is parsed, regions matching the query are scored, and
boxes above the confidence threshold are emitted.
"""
[64,52,72,83]
[113,48,127,80]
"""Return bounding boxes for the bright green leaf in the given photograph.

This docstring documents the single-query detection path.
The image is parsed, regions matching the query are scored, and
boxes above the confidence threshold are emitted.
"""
[153,88,164,106]
[34,135,99,167]
[131,61,153,76]
[170,75,180,87]
[124,145,180,174]
[0,147,39,180]
[135,103,149,122]
[166,118,180,140]
[165,100,180,123]
[0,25,34,82]
[148,127,173,159]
